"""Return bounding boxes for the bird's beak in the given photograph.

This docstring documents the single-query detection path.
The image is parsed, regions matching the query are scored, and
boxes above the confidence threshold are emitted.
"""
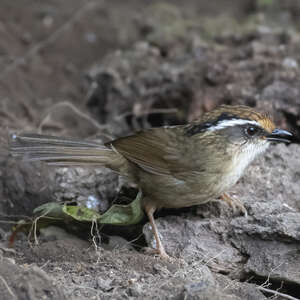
[266,128,294,143]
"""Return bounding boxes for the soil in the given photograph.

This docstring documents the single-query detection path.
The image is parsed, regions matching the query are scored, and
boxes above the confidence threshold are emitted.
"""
[0,1,300,299]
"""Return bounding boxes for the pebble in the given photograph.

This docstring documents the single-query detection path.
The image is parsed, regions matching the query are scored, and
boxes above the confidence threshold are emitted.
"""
[282,57,298,69]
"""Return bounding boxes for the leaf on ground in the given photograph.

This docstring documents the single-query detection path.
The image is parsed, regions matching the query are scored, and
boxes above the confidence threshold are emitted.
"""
[98,190,144,225]
[33,202,65,219]
[33,190,144,226]
[62,190,144,225]
[62,205,102,222]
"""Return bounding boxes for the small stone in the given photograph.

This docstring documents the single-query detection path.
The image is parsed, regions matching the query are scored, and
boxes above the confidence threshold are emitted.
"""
[43,16,53,27]
[128,283,143,297]
[282,57,298,69]
[85,32,97,44]
[153,263,169,276]
[96,278,112,291]
[102,236,135,251]
[183,266,222,300]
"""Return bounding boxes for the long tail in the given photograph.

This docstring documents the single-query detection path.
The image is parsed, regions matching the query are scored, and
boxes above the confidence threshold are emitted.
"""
[9,133,121,169]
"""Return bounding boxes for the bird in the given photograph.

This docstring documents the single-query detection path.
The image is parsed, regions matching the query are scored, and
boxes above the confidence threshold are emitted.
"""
[9,105,293,258]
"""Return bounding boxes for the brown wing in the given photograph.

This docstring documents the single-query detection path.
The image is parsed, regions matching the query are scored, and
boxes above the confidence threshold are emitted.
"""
[110,126,197,175]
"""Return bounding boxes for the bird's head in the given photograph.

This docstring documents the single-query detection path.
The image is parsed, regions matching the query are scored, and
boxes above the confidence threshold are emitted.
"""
[185,105,293,168]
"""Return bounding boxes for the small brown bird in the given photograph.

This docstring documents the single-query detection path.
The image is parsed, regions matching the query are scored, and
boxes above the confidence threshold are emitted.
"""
[10,105,293,258]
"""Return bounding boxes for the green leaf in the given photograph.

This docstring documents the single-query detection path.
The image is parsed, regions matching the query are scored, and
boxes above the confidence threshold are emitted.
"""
[62,190,144,225]
[98,190,144,225]
[62,205,102,222]
[33,202,65,219]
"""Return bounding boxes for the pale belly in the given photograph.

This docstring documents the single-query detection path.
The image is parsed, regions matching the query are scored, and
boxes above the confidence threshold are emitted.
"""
[138,171,229,209]
[138,156,253,209]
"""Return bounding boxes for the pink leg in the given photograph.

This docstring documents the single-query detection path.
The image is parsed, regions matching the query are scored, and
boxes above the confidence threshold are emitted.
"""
[144,202,170,259]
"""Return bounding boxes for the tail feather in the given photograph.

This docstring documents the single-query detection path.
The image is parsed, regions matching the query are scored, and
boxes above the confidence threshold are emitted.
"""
[9,133,117,167]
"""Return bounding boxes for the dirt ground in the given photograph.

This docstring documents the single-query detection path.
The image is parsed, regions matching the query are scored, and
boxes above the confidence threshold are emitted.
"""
[1,1,300,299]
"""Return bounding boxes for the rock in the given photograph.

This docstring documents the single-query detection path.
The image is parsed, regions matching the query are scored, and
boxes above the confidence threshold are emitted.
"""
[53,165,118,213]
[127,282,143,297]
[1,157,55,222]
[40,225,84,241]
[102,235,135,251]
[231,212,300,242]
[215,274,267,300]
[282,57,298,69]
[230,143,300,286]
[178,265,263,300]
[143,216,244,275]
[181,265,222,300]
[238,238,300,285]
[96,278,113,291]
[0,257,67,300]
[262,80,300,118]
[233,144,300,213]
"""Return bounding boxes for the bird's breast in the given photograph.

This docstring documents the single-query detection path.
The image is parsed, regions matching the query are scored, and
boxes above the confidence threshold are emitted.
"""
[222,142,270,190]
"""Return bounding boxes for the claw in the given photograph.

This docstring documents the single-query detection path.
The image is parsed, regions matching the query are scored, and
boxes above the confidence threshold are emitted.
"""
[220,193,248,217]
[143,246,171,260]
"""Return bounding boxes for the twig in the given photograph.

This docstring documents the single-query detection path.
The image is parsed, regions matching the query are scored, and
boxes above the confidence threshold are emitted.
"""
[202,249,226,267]
[28,206,61,246]
[40,260,50,270]
[38,101,107,132]
[90,218,101,251]
[0,0,101,80]
[127,232,144,250]
[260,262,284,289]
[258,286,300,300]
[0,275,17,299]
[0,245,16,255]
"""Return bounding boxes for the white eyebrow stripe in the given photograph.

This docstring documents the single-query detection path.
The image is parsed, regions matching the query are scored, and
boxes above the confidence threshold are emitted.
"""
[207,119,260,131]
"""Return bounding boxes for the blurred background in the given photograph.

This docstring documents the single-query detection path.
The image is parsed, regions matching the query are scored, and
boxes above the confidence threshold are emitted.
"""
[1,0,300,140]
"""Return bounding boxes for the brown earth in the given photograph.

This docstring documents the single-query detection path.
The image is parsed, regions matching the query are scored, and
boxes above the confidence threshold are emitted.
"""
[0,1,300,299]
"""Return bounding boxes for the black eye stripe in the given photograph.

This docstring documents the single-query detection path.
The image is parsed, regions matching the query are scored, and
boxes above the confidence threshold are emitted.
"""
[185,122,212,136]
[185,113,240,137]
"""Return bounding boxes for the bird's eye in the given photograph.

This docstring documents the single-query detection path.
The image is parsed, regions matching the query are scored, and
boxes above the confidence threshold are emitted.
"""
[245,126,258,136]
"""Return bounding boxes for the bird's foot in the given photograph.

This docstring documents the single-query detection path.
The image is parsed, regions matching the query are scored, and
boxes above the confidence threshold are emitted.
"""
[143,246,171,260]
[220,193,248,217]
[144,201,172,260]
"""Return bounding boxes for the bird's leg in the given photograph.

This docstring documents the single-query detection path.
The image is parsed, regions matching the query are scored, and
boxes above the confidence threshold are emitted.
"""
[220,193,248,217]
[144,202,170,259]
